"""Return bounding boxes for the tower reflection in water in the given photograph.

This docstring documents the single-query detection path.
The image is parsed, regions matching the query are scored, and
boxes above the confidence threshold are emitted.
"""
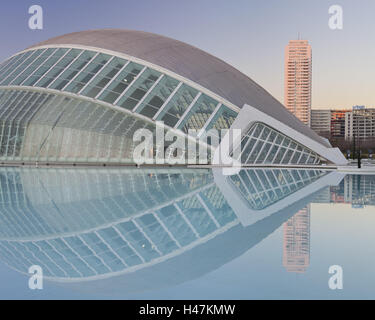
[0,167,371,294]
[283,206,310,273]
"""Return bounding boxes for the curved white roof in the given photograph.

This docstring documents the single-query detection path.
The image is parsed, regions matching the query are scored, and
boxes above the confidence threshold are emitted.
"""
[29,29,328,146]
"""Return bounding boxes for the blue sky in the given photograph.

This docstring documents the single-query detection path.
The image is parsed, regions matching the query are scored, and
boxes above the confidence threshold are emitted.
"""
[0,0,374,109]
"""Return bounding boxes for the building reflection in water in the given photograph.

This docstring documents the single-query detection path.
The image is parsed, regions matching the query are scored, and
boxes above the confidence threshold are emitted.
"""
[314,175,375,207]
[283,205,310,273]
[0,167,368,294]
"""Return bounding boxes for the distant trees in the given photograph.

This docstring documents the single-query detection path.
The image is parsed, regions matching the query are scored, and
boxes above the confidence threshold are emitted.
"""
[328,137,375,158]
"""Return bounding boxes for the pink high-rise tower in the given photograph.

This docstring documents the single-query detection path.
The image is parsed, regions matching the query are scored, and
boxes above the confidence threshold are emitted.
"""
[284,40,312,126]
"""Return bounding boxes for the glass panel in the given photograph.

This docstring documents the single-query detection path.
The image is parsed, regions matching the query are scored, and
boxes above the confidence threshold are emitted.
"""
[35,49,82,88]
[116,68,161,110]
[257,170,270,189]
[282,138,291,148]
[206,105,237,131]
[282,149,294,164]
[177,197,217,237]
[49,50,96,90]
[256,142,271,163]
[248,171,264,192]
[137,76,179,118]
[0,50,44,85]
[268,130,277,143]
[0,52,33,81]
[299,153,309,164]
[179,94,218,133]
[273,147,286,163]
[241,138,256,163]
[136,214,178,254]
[0,56,20,79]
[65,53,111,93]
[260,127,271,140]
[247,140,264,163]
[10,48,56,86]
[23,48,69,86]
[306,154,316,164]
[159,84,198,127]
[235,122,322,165]
[252,124,263,138]
[275,134,284,145]
[289,141,297,150]
[81,57,127,98]
[98,62,143,104]
[291,151,301,163]
[117,221,160,261]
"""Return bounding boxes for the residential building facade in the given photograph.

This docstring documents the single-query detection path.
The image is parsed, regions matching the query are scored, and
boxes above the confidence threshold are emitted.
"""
[284,40,312,126]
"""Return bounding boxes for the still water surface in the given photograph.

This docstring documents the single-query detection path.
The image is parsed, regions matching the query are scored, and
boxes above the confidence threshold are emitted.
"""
[0,167,373,299]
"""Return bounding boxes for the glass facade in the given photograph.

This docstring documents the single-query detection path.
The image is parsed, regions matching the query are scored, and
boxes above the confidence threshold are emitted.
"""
[229,168,327,210]
[0,167,237,278]
[0,89,157,163]
[0,47,330,165]
[232,122,322,165]
[0,47,238,140]
[0,167,330,279]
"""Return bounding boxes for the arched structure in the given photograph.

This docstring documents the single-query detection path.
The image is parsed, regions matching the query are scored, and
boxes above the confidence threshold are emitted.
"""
[0,29,346,165]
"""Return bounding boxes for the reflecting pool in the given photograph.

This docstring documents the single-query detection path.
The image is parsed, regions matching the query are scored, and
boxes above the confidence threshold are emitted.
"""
[0,167,374,299]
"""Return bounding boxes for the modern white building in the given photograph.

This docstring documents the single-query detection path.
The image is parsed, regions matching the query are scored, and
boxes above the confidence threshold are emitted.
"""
[0,29,346,165]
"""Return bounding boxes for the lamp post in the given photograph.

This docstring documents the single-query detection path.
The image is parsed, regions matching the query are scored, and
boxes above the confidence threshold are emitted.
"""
[356,110,361,169]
